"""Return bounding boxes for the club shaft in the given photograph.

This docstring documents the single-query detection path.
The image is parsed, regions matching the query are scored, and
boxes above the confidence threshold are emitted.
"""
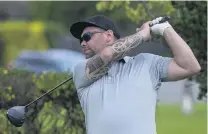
[25,76,73,108]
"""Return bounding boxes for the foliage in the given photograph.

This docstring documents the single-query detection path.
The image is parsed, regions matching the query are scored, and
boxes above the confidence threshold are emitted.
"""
[29,1,98,28]
[0,21,69,66]
[0,21,48,66]
[0,68,85,134]
[96,1,176,24]
[96,1,207,99]
[171,1,207,100]
[28,1,139,37]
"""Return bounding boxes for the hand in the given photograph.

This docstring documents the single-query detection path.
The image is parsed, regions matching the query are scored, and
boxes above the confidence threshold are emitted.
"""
[150,17,172,36]
[136,21,152,41]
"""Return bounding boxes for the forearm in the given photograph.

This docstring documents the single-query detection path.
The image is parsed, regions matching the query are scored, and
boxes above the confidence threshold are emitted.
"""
[164,27,201,72]
[85,31,144,79]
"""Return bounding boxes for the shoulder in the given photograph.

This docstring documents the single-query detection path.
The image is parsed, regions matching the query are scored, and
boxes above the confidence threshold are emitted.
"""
[135,53,169,62]
[129,53,171,69]
[135,53,158,59]
[74,60,87,68]
[72,60,87,75]
[131,53,158,63]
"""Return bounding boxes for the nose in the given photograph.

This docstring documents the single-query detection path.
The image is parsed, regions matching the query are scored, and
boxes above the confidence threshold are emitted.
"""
[80,41,87,48]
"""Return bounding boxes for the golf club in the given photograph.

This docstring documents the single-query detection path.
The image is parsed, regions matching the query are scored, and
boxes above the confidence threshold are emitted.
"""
[6,76,73,127]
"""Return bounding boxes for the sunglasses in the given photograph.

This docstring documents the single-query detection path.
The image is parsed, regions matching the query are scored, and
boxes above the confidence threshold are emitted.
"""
[80,31,104,44]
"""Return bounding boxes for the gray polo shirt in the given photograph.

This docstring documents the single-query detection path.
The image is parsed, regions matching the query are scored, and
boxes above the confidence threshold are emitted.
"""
[73,53,171,134]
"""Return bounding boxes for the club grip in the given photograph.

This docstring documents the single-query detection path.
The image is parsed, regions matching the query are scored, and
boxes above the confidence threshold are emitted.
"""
[149,16,171,27]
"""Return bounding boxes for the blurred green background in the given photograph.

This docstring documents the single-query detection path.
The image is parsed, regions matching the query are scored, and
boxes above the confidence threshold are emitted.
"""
[0,1,206,134]
[156,104,206,134]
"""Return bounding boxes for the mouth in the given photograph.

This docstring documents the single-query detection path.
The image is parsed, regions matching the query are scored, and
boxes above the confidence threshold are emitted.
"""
[83,49,90,54]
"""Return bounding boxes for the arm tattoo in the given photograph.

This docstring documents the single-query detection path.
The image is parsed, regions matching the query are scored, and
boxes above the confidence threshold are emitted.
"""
[86,32,144,80]
[112,33,144,61]
[86,54,109,79]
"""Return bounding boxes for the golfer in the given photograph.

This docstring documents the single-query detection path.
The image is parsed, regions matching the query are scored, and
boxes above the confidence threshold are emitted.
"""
[70,15,200,134]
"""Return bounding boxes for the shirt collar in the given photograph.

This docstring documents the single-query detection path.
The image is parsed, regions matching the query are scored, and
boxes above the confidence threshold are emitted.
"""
[119,56,131,63]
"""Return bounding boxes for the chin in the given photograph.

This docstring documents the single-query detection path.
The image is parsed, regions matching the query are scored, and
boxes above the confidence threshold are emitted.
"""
[85,53,96,59]
[85,55,92,59]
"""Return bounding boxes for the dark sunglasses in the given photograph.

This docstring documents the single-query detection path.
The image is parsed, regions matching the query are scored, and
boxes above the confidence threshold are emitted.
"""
[80,31,104,44]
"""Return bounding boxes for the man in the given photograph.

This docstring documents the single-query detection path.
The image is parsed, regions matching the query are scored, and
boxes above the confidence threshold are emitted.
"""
[70,15,201,134]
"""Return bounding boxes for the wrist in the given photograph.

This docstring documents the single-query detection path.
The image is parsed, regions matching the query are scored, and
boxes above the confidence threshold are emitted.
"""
[163,27,175,37]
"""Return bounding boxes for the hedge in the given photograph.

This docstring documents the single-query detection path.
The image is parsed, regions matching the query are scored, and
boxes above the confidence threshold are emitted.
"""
[0,68,85,134]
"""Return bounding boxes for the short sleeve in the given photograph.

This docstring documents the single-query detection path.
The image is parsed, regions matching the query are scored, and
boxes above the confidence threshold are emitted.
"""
[140,53,172,89]
[72,61,97,90]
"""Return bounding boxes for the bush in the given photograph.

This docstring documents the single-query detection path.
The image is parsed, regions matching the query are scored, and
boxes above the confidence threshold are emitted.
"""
[0,68,85,134]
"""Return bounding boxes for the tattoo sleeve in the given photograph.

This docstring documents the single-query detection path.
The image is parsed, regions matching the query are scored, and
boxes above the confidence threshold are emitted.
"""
[85,54,109,79]
[85,32,144,80]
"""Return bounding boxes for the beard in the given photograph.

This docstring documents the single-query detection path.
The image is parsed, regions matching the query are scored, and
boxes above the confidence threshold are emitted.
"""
[85,51,96,59]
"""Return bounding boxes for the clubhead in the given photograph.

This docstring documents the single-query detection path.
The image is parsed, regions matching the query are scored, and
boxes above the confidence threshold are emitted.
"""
[7,106,26,127]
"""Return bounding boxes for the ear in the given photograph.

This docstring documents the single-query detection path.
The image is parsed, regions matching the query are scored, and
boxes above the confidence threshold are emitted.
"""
[106,30,114,43]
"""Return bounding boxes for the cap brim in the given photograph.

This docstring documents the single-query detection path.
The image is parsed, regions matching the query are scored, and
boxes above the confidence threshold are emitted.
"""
[70,22,99,39]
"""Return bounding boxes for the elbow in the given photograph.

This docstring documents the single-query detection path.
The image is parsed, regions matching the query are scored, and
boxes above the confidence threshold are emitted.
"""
[195,64,201,74]
[190,63,201,75]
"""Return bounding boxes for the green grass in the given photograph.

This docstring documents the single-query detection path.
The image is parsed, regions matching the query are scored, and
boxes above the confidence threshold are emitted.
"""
[156,103,207,134]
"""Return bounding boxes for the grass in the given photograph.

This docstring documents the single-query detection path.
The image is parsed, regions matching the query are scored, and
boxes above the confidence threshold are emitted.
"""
[156,103,207,134]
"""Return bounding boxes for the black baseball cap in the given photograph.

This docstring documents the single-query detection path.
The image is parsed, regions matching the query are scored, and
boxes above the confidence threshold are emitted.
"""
[70,15,120,40]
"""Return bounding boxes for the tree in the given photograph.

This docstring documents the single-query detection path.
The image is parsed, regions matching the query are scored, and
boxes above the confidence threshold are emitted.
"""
[29,1,98,28]
[171,1,207,100]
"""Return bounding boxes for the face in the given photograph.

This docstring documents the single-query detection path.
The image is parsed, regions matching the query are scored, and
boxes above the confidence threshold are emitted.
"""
[80,26,114,59]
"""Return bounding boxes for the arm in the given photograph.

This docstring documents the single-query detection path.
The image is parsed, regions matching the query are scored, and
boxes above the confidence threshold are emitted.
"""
[73,22,150,89]
[163,27,201,81]
[86,29,149,80]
